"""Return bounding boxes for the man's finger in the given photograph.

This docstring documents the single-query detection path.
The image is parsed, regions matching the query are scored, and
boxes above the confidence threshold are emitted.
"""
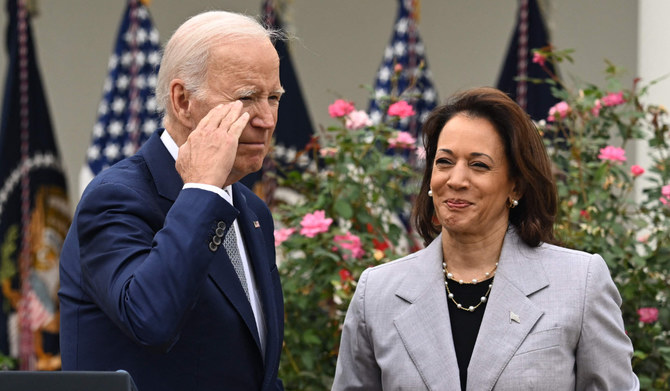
[228,112,250,139]
[216,100,244,133]
[196,103,229,132]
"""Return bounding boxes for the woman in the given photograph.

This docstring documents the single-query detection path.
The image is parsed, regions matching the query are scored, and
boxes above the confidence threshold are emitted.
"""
[332,87,638,390]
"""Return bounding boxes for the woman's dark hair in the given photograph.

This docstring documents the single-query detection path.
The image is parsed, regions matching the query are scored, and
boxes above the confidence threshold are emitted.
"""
[412,87,557,247]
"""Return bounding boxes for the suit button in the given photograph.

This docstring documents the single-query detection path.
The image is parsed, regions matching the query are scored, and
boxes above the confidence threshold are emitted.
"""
[208,242,218,252]
[217,221,226,230]
[215,227,225,237]
[212,235,222,246]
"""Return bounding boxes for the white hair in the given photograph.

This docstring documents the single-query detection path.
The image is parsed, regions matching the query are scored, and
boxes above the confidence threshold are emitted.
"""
[155,11,282,121]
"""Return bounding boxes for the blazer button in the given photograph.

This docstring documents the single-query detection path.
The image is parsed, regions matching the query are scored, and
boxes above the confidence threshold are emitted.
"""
[215,227,225,237]
[212,235,222,246]
[208,241,218,252]
[217,221,226,230]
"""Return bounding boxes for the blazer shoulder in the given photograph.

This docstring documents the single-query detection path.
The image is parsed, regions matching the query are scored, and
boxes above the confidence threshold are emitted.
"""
[536,242,600,263]
[360,249,434,298]
[367,251,422,276]
[532,242,610,283]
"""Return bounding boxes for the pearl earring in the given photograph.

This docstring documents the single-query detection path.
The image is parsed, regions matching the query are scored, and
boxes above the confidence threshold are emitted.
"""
[428,189,433,197]
[510,199,519,208]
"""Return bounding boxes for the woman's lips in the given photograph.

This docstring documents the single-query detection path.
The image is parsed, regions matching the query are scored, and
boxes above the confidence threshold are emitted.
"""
[446,199,472,209]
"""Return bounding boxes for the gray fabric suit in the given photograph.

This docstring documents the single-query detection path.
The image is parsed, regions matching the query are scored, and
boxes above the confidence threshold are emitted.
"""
[332,228,639,390]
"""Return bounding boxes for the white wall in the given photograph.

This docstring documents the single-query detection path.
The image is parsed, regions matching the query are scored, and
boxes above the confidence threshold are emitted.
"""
[0,0,640,209]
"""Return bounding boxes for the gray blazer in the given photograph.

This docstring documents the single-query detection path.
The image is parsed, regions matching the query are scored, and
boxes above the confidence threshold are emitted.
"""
[332,228,639,390]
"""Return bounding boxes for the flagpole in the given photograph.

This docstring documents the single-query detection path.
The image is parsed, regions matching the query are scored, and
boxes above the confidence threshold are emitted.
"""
[516,0,529,111]
[16,0,34,370]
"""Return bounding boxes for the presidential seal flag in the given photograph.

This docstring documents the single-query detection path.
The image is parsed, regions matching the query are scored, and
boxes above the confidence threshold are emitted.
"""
[496,0,559,121]
[0,0,70,370]
[79,0,161,194]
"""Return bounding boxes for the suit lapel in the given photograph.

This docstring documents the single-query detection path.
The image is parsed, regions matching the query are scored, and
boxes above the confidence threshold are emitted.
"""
[393,238,462,390]
[232,183,279,365]
[141,130,183,203]
[466,229,548,391]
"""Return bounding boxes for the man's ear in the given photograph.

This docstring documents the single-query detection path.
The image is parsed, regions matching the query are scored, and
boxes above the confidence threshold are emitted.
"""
[169,79,192,129]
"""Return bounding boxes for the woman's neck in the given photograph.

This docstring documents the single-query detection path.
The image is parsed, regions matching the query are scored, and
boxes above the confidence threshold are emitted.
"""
[440,223,508,281]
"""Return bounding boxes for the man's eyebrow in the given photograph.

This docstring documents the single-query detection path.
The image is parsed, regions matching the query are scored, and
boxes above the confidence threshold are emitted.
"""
[237,87,285,97]
[237,89,256,98]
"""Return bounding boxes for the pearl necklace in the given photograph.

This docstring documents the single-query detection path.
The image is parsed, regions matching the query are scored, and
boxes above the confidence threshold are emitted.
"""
[443,262,497,312]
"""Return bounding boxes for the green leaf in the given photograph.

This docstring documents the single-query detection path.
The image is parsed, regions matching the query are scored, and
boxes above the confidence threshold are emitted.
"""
[334,199,354,220]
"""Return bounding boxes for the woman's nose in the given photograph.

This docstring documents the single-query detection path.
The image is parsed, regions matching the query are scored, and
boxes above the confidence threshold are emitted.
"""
[447,163,469,189]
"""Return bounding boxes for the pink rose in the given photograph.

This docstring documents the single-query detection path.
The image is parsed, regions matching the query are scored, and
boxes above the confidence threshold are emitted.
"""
[598,146,626,163]
[387,101,416,118]
[393,64,403,73]
[601,91,625,107]
[274,228,295,247]
[532,52,546,66]
[547,101,570,122]
[334,231,364,259]
[299,210,333,238]
[637,307,659,324]
[661,185,670,206]
[388,131,417,149]
[630,165,645,177]
[328,99,355,118]
[345,110,373,130]
[319,147,338,157]
[591,99,602,117]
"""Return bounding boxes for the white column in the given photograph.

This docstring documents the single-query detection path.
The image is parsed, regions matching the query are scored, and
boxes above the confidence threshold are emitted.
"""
[636,0,670,199]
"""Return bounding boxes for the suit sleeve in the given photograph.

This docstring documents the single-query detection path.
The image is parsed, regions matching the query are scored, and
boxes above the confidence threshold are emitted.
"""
[76,182,237,350]
[332,269,382,391]
[575,254,640,390]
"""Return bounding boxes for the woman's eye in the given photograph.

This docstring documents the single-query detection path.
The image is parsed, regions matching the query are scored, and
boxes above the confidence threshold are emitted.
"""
[435,158,452,165]
[472,162,490,169]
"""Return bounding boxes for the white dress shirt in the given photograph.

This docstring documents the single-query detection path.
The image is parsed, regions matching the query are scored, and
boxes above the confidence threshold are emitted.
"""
[160,130,267,355]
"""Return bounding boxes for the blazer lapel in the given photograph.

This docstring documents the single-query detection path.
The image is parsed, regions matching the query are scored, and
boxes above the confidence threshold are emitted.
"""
[231,184,279,368]
[204,186,264,357]
[393,238,462,390]
[466,229,548,391]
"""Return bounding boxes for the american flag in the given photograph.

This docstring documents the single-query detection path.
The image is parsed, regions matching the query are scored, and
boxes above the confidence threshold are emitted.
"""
[80,0,161,193]
[369,0,438,141]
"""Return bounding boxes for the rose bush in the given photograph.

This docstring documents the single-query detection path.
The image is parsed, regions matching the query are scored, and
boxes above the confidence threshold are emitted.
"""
[534,47,670,389]
[270,94,421,389]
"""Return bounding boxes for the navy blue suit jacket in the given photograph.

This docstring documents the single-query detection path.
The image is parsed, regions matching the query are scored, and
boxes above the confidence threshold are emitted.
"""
[59,131,284,391]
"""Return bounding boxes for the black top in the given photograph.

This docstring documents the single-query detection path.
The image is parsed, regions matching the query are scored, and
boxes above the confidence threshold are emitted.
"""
[446,277,493,391]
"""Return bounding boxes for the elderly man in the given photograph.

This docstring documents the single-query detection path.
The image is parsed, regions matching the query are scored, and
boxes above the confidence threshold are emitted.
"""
[59,10,285,391]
